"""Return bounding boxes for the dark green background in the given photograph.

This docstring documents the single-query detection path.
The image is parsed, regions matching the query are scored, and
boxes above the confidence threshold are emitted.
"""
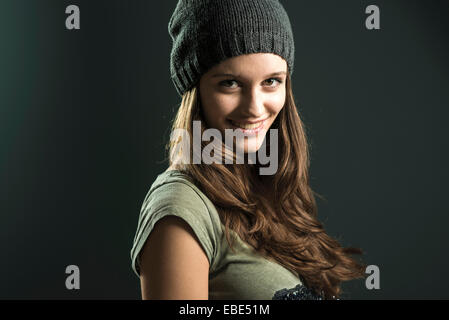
[0,0,448,299]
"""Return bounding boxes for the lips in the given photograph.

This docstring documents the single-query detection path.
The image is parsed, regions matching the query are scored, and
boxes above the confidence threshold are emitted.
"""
[227,118,266,134]
[230,120,264,129]
[228,117,268,128]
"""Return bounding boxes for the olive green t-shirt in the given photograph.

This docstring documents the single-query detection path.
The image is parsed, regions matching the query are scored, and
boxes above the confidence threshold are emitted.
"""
[130,169,303,300]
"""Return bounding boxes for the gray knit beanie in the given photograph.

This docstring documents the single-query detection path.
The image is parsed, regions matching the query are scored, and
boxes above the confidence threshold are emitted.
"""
[168,0,295,96]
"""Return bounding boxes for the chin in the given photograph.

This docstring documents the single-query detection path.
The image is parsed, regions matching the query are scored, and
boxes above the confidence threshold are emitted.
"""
[236,134,266,154]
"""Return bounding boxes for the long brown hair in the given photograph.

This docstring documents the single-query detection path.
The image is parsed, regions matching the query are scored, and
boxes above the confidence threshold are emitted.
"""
[164,73,367,299]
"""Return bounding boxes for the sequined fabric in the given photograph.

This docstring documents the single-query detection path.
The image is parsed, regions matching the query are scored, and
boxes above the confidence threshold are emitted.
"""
[272,284,330,300]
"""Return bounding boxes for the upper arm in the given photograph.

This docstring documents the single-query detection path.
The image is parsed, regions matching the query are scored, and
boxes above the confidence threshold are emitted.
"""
[139,215,210,300]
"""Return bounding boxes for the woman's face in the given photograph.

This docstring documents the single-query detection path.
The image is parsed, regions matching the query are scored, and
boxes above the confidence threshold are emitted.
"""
[199,53,287,154]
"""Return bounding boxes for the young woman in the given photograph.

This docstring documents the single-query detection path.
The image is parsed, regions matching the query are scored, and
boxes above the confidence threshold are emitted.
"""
[130,0,367,300]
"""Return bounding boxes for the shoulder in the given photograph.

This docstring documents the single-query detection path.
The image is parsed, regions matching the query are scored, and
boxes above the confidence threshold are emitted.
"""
[143,170,210,216]
[131,170,222,277]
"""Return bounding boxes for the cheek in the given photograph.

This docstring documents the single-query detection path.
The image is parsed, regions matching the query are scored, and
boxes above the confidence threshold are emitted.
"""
[200,92,218,119]
[267,92,286,114]
[207,95,236,118]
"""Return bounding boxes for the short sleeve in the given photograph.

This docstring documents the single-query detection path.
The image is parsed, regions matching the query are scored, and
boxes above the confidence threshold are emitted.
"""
[130,180,218,277]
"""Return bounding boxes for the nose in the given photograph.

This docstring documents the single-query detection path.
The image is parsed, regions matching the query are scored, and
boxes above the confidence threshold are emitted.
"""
[241,86,266,118]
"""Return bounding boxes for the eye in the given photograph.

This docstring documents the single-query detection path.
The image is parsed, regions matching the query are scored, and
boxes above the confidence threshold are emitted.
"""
[263,77,283,87]
[219,80,239,88]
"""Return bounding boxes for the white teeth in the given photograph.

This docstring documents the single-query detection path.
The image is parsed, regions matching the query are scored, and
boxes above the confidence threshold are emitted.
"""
[231,121,262,129]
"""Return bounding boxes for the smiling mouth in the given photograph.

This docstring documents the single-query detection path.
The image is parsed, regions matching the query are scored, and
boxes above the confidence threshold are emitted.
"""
[227,119,266,133]
[230,121,263,129]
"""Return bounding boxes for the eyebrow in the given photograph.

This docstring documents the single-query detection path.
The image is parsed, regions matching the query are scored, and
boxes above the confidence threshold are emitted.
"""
[211,71,287,78]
